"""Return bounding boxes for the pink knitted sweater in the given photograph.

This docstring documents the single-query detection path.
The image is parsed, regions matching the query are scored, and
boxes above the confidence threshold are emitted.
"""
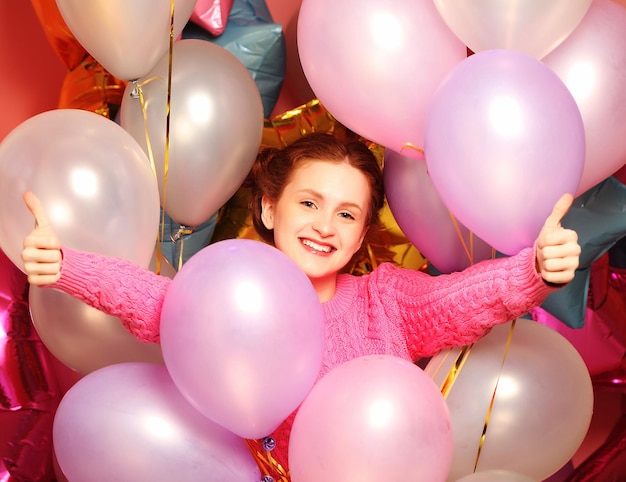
[48,246,556,477]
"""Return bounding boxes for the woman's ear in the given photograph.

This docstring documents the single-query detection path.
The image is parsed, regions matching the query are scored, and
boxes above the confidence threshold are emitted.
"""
[260,195,274,230]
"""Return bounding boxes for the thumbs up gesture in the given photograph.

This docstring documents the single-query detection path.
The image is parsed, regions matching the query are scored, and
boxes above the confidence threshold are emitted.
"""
[535,193,581,285]
[21,192,62,286]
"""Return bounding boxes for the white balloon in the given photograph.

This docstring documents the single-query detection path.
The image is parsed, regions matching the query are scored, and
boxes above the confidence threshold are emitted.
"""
[55,0,197,80]
[433,0,592,59]
[0,108,160,270]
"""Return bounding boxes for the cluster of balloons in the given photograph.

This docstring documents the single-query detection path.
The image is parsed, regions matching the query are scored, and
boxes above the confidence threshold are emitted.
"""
[0,0,616,480]
[0,1,278,480]
[299,0,626,257]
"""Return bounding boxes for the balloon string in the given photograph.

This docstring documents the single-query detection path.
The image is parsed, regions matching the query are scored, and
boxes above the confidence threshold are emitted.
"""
[163,0,174,211]
[133,76,163,274]
[155,0,175,273]
[245,439,290,481]
[400,143,425,157]
[435,345,474,400]
[473,319,517,472]
[170,225,195,270]
[448,211,475,265]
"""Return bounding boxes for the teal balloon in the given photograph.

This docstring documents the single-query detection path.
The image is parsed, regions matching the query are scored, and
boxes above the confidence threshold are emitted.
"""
[183,0,286,117]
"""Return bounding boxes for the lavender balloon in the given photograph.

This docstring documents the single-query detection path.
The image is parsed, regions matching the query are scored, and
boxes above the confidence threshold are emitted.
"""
[160,239,324,439]
[424,49,585,255]
[53,362,260,482]
[384,149,493,273]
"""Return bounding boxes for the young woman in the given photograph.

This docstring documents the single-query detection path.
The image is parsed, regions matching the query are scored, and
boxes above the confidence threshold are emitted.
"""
[21,133,580,478]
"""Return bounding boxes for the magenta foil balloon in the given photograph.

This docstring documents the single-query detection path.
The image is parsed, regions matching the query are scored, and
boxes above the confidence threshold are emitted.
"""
[160,239,324,439]
[424,49,585,255]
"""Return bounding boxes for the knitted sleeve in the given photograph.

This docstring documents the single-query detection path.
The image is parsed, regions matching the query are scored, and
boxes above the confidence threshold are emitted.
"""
[45,247,171,343]
[369,247,558,357]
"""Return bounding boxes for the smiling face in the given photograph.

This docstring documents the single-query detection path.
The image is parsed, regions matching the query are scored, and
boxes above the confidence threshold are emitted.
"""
[261,159,371,301]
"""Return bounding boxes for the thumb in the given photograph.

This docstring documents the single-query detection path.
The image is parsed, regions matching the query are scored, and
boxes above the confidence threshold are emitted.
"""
[543,193,574,231]
[23,191,50,229]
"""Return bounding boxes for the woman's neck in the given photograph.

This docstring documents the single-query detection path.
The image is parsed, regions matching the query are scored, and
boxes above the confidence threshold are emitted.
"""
[310,274,338,303]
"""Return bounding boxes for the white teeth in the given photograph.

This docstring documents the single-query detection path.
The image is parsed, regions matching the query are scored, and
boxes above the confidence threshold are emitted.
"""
[302,239,331,253]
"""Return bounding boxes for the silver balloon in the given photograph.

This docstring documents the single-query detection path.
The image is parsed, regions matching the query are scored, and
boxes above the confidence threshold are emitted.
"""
[425,318,593,482]
[29,287,164,375]
[120,39,265,227]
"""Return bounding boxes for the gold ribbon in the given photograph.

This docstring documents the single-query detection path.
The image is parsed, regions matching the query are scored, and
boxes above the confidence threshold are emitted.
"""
[245,439,290,481]
[430,319,518,473]
[133,0,176,275]
[434,344,474,400]
[472,319,516,472]
[400,142,425,157]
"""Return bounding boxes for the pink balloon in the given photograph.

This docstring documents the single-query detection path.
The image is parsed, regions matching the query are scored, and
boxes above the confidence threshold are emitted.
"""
[53,362,260,481]
[160,239,324,439]
[190,0,234,36]
[424,50,585,255]
[288,355,453,481]
[543,0,626,195]
[0,108,160,270]
[297,0,467,159]
[384,149,494,273]
[55,0,197,80]
[120,39,264,227]
[265,0,315,116]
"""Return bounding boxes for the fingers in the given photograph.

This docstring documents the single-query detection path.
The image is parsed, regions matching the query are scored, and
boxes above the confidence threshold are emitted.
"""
[543,193,574,231]
[23,191,50,228]
[21,191,62,286]
[21,245,62,286]
[537,228,580,285]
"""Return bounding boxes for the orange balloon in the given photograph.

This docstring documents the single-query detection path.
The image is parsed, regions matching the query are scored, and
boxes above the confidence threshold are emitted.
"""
[30,0,87,70]
[57,55,127,116]
[30,0,127,116]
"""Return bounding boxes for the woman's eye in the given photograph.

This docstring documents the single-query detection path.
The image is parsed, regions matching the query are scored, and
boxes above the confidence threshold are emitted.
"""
[339,212,355,220]
[301,200,315,208]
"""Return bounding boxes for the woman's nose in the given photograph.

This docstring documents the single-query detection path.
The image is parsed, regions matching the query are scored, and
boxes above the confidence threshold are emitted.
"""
[312,212,335,236]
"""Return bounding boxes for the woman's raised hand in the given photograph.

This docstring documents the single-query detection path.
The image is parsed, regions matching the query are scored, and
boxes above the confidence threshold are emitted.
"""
[21,192,62,286]
[535,193,581,285]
